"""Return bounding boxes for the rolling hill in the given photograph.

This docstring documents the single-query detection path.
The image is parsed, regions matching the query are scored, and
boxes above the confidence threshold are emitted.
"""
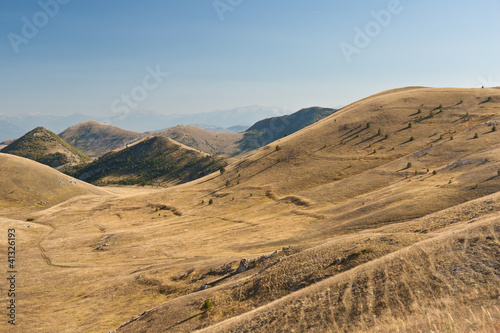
[59,120,147,157]
[0,153,108,217]
[154,107,336,156]
[72,136,226,186]
[156,125,243,156]
[237,106,337,153]
[0,127,91,168]
[1,87,499,333]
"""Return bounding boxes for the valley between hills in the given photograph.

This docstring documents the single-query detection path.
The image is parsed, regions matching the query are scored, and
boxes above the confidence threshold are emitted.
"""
[0,87,499,332]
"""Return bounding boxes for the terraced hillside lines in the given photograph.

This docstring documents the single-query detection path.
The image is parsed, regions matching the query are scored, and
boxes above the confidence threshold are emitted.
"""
[0,126,91,168]
[59,120,147,157]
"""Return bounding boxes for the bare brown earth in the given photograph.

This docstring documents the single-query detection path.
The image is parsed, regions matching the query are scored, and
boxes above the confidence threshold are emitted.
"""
[0,87,499,333]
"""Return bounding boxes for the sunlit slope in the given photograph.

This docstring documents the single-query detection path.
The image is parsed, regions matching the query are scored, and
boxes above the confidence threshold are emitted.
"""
[0,153,108,214]
[59,120,147,157]
[3,87,500,333]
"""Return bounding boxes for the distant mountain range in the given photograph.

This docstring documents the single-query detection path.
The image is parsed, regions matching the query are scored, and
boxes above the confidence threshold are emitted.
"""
[0,105,292,142]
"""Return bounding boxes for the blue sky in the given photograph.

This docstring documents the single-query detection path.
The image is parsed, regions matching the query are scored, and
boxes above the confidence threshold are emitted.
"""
[1,0,499,118]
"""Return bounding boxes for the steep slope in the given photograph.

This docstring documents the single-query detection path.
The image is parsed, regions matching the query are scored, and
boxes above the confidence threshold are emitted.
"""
[237,106,337,153]
[73,136,226,186]
[0,126,91,167]
[59,120,147,157]
[4,87,500,333]
[0,153,108,216]
[156,125,243,156]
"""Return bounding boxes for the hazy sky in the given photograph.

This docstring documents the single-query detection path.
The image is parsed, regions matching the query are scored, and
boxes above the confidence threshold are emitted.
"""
[1,0,499,118]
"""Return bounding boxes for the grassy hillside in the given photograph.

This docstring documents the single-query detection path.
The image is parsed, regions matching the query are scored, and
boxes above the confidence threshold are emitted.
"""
[1,87,499,333]
[0,153,108,217]
[236,107,337,153]
[0,127,90,167]
[156,125,243,156]
[72,136,226,186]
[155,108,336,156]
[59,120,147,157]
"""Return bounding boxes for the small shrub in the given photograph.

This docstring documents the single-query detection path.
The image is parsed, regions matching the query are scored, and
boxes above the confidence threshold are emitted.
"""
[487,96,492,102]
[275,145,281,151]
[497,169,500,176]
[26,217,35,222]
[429,111,435,118]
[377,128,382,135]
[432,170,437,175]
[385,133,389,139]
[202,299,213,311]
[208,198,213,205]
[492,125,497,132]
[438,135,443,140]
[226,180,230,187]
[277,158,281,163]
[219,166,226,175]
[450,136,454,140]
[474,133,479,139]
[201,200,205,204]
[409,136,415,141]
[417,108,422,114]
[406,162,412,169]
[408,122,412,128]
[366,122,371,129]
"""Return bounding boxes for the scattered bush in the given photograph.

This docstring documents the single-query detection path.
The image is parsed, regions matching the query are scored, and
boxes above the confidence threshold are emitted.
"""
[275,145,281,151]
[366,122,371,129]
[429,111,435,118]
[26,218,35,222]
[432,170,437,175]
[202,299,213,311]
[219,166,226,175]
[474,133,479,139]
[208,198,213,205]
[408,122,412,128]
[487,96,492,102]
[492,125,497,132]
[417,108,422,114]
[409,136,415,141]
[406,162,412,169]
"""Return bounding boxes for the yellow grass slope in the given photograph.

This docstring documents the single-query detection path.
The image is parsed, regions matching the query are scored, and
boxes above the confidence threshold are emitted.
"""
[0,153,108,217]
[1,87,499,333]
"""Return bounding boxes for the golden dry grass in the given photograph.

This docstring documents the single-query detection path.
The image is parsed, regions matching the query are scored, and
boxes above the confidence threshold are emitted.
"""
[0,87,499,332]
